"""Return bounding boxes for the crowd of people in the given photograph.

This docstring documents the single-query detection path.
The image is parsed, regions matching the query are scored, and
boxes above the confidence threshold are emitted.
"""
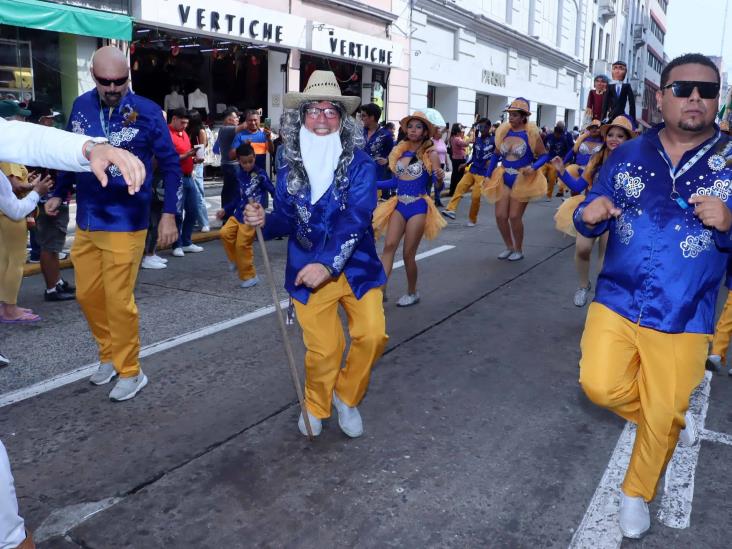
[2,47,732,547]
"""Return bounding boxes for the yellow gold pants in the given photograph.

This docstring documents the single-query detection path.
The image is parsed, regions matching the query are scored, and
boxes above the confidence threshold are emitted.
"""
[0,215,27,305]
[711,290,732,361]
[220,216,256,280]
[293,274,387,418]
[72,229,146,378]
[579,302,708,501]
[445,171,482,224]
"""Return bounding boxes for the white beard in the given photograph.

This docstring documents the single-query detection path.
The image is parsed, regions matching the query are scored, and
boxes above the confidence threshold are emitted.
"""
[299,126,343,205]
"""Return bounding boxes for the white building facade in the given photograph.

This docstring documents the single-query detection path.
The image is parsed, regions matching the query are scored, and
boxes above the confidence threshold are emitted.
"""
[408,0,590,130]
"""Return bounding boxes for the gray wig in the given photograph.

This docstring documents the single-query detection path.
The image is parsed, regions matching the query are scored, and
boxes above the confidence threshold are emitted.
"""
[279,101,364,199]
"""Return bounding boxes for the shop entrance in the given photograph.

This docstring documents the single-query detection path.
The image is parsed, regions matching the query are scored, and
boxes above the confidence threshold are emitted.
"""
[130,27,269,121]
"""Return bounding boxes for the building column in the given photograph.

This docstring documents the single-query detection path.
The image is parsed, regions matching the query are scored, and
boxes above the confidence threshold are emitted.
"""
[59,34,97,118]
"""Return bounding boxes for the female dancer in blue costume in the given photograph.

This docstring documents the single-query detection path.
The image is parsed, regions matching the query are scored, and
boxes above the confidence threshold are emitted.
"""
[373,112,446,307]
[482,98,549,261]
[550,114,635,306]
[561,119,604,185]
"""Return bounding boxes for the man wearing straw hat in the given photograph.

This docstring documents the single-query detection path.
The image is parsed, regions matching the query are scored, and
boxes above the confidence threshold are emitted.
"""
[244,70,387,438]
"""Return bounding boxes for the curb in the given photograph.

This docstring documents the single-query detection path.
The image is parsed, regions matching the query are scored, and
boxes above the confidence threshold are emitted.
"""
[23,229,222,278]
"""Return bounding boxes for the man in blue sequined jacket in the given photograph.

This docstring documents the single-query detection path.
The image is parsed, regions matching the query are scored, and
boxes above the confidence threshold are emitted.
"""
[573,53,732,539]
[47,46,181,403]
[245,71,387,439]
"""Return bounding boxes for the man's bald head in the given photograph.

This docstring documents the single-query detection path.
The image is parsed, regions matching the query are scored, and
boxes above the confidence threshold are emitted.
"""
[91,46,130,107]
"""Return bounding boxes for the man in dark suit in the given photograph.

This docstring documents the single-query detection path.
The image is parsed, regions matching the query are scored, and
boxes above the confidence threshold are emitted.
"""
[602,61,636,123]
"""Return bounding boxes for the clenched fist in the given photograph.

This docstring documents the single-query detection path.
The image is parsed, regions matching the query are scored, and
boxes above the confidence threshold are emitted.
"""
[581,196,622,226]
[689,195,732,232]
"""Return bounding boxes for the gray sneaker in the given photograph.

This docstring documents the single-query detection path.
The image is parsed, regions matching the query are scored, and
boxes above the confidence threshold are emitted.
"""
[109,372,148,402]
[89,362,117,385]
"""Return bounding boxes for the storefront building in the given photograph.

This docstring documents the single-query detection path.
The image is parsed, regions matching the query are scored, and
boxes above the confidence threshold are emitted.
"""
[409,0,588,130]
[131,0,409,127]
[0,0,133,124]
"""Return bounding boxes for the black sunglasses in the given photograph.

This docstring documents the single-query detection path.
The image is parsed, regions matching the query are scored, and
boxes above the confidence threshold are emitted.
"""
[93,73,129,87]
[662,80,720,99]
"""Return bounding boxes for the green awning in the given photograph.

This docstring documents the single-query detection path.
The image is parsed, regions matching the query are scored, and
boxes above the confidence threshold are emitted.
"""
[0,0,132,41]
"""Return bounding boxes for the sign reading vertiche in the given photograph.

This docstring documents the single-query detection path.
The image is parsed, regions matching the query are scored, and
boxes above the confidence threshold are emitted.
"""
[310,22,402,68]
[136,0,308,49]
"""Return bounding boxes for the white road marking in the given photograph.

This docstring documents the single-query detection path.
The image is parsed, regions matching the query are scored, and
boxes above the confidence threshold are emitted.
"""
[570,372,714,548]
[700,428,732,446]
[1,245,456,408]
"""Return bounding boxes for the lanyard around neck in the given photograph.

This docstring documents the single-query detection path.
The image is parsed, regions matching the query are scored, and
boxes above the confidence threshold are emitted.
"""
[659,132,721,209]
[99,101,114,139]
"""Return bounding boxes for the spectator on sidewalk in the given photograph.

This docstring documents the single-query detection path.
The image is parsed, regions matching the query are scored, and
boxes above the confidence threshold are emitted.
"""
[47,45,179,402]
[0,100,147,549]
[212,108,240,215]
[141,168,168,270]
[168,108,204,257]
[26,101,76,301]
[217,142,274,288]
[186,110,210,232]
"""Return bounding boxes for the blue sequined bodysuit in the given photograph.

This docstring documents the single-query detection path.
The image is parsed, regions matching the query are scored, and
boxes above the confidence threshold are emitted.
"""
[498,130,534,188]
[380,151,430,220]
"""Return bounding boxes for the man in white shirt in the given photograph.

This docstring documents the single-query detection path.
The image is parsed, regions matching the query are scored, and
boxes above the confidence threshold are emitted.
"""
[0,117,145,549]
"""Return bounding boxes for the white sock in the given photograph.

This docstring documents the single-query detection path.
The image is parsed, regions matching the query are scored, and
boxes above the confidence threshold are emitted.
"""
[708,354,722,362]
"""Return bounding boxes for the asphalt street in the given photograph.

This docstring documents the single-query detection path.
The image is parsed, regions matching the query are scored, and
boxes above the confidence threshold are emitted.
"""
[1,195,731,548]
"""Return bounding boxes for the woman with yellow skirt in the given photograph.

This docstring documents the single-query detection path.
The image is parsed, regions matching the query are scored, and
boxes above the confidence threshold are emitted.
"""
[482,98,549,261]
[373,112,446,307]
[551,114,635,306]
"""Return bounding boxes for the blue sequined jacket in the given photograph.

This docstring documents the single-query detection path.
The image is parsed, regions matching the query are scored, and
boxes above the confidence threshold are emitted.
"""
[54,89,181,232]
[574,124,732,333]
[262,148,387,304]
[223,166,275,223]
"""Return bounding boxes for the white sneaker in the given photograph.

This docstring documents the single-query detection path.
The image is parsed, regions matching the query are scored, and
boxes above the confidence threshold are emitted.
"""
[573,284,591,307]
[706,354,723,373]
[441,209,456,220]
[172,247,185,257]
[618,492,650,539]
[467,221,477,227]
[332,392,363,438]
[141,256,166,270]
[109,372,148,402]
[497,249,513,260]
[678,411,698,448]
[297,410,323,437]
[239,276,259,288]
[507,251,524,261]
[89,362,117,385]
[181,244,204,253]
[152,255,168,264]
[396,293,420,307]
[201,225,211,233]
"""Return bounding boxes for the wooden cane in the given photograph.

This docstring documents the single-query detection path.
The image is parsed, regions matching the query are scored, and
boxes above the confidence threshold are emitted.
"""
[249,201,314,440]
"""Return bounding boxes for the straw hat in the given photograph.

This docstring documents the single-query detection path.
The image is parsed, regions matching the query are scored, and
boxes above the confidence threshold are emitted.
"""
[399,111,435,134]
[601,114,635,138]
[504,97,531,115]
[283,70,361,114]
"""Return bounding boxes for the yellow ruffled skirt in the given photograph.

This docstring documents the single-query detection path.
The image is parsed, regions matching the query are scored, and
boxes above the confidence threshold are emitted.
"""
[372,195,447,240]
[481,166,548,204]
[553,194,585,237]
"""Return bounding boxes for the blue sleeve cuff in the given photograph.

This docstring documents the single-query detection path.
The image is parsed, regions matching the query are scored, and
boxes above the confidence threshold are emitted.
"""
[714,227,732,251]
[531,154,550,171]
[573,203,610,237]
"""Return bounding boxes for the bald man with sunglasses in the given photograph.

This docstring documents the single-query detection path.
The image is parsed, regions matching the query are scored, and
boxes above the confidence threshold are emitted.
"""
[47,46,182,402]
[573,53,732,539]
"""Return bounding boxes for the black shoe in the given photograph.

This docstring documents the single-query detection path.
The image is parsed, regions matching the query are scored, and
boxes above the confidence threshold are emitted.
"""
[44,289,75,302]
[58,279,75,294]
[0,352,8,367]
